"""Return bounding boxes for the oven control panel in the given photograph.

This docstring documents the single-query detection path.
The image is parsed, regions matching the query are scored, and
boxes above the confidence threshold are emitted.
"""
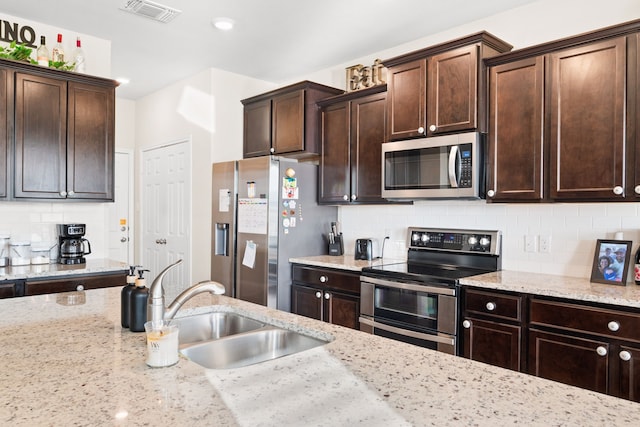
[408,228,500,255]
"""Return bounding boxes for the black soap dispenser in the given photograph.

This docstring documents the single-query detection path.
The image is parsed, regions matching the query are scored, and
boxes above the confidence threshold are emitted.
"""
[121,265,139,328]
[129,269,150,332]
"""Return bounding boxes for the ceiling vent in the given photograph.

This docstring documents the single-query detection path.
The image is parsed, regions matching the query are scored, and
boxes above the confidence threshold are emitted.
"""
[120,0,181,23]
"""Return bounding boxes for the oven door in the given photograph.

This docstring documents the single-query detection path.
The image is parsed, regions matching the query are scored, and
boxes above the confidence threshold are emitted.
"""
[360,276,457,354]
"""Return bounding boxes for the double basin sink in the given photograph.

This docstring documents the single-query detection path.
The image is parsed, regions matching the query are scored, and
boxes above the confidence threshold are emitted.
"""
[170,311,329,369]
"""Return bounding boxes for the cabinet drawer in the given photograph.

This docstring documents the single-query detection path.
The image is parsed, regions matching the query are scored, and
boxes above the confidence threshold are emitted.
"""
[292,265,360,294]
[0,282,19,299]
[24,272,127,296]
[464,288,523,322]
[530,298,640,342]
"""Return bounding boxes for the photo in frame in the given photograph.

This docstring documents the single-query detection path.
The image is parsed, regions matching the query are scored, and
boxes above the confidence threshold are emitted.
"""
[590,239,632,285]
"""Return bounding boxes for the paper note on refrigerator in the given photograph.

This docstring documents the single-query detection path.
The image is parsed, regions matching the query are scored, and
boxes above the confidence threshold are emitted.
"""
[242,240,257,269]
[237,198,268,234]
[219,189,230,212]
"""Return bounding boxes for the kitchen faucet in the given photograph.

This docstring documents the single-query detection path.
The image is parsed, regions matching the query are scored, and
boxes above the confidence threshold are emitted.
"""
[148,259,226,327]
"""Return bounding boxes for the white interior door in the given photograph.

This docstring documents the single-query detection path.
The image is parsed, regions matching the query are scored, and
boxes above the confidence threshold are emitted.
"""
[141,139,191,300]
[107,151,133,264]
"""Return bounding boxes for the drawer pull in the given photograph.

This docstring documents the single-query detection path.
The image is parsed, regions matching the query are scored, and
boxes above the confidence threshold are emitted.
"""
[620,350,632,362]
[76,284,85,291]
[319,275,328,283]
[462,320,471,329]
[485,302,496,311]
[607,321,620,332]
[596,346,608,357]
[324,292,330,300]
[315,291,322,299]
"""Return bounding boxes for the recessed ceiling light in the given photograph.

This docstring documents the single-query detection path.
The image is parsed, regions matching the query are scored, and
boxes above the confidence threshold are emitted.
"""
[212,17,234,31]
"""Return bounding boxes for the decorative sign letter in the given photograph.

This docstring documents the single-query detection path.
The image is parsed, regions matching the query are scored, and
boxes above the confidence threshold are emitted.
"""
[346,59,387,92]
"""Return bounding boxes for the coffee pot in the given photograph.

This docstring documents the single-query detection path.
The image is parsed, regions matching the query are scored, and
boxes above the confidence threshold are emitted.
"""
[58,224,92,265]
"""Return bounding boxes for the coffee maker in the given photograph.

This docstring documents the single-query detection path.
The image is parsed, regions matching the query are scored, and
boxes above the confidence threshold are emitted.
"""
[58,224,92,265]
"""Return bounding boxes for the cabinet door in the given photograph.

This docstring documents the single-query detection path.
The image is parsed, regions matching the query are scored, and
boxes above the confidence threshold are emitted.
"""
[14,73,67,199]
[616,344,640,402]
[0,67,9,199]
[325,290,360,330]
[386,59,426,140]
[462,318,522,371]
[529,329,610,394]
[487,56,545,201]
[272,90,304,154]
[67,82,114,200]
[549,37,626,200]
[350,91,386,203]
[319,101,350,204]
[243,99,271,157]
[291,284,323,321]
[427,45,479,135]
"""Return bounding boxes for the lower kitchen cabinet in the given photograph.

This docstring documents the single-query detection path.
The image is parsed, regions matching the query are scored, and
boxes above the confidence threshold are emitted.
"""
[461,287,524,371]
[24,271,126,296]
[0,280,23,299]
[291,264,360,329]
[528,297,640,402]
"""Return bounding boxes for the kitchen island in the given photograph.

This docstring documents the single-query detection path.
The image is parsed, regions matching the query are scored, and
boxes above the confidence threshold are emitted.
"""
[1,287,639,426]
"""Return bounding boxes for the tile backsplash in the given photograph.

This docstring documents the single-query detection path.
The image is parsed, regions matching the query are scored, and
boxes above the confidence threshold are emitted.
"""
[0,202,108,259]
[339,201,640,282]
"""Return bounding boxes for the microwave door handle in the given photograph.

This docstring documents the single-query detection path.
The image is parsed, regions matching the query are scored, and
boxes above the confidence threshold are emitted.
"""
[448,145,460,188]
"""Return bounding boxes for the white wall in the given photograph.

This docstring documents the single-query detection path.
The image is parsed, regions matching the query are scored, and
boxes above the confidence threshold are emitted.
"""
[134,69,274,286]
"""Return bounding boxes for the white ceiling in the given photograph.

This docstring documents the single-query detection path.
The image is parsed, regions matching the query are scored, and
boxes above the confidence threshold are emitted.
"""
[1,0,537,100]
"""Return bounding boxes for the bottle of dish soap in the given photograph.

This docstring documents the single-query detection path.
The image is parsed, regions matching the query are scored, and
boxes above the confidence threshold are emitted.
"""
[121,265,139,328]
[129,269,150,332]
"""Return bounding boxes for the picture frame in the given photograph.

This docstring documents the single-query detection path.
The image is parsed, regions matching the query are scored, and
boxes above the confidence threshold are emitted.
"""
[590,239,632,285]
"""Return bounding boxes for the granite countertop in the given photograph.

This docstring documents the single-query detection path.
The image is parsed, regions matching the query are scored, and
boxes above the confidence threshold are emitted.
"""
[2,287,640,426]
[461,270,640,309]
[0,258,128,281]
[291,256,640,309]
[289,255,405,271]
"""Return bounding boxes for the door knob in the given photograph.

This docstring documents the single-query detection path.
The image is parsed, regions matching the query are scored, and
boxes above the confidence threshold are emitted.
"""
[120,237,128,243]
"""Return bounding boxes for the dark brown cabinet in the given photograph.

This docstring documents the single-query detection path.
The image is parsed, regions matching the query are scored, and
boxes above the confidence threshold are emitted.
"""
[548,37,627,200]
[528,297,640,402]
[0,280,21,299]
[1,58,117,201]
[291,264,360,330]
[487,22,640,203]
[0,67,10,200]
[486,56,545,201]
[383,32,512,142]
[318,86,387,204]
[241,81,343,159]
[24,271,126,296]
[461,288,524,371]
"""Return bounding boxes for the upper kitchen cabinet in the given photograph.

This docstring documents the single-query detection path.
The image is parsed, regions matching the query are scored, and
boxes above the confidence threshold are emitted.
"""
[0,68,10,200]
[318,85,388,204]
[2,58,117,202]
[241,81,343,159]
[383,32,512,141]
[486,56,545,201]
[486,20,640,203]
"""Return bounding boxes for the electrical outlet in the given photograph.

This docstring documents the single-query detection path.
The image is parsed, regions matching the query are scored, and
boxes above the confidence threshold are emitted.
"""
[525,235,537,253]
[540,235,551,253]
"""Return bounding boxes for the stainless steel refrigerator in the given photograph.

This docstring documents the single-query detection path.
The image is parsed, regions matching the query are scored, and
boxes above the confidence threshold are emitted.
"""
[211,156,337,312]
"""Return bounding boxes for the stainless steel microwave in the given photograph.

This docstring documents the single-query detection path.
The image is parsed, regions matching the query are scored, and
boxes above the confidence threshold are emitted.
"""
[382,132,484,199]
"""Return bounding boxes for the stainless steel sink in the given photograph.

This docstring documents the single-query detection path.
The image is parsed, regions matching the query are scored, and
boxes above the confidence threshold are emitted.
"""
[170,312,265,345]
[180,326,328,369]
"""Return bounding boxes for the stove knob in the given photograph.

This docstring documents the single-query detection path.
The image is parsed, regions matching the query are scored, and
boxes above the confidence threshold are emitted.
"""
[412,233,420,242]
[468,236,478,245]
[480,237,491,247]
[421,234,429,243]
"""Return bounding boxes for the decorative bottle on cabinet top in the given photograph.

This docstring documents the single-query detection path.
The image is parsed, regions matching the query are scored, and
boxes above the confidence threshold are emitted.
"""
[72,37,85,72]
[52,33,64,63]
[36,36,49,67]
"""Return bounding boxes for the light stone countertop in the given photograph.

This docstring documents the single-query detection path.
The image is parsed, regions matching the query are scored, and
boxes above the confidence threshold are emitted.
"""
[460,270,640,309]
[289,255,405,271]
[2,286,640,426]
[0,258,128,281]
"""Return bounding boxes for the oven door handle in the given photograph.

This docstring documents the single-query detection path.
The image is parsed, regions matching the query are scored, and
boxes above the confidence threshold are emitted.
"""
[448,144,460,188]
[359,317,455,346]
[360,276,456,296]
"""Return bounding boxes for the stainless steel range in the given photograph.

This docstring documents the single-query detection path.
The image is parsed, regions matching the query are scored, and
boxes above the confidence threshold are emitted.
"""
[360,227,501,355]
